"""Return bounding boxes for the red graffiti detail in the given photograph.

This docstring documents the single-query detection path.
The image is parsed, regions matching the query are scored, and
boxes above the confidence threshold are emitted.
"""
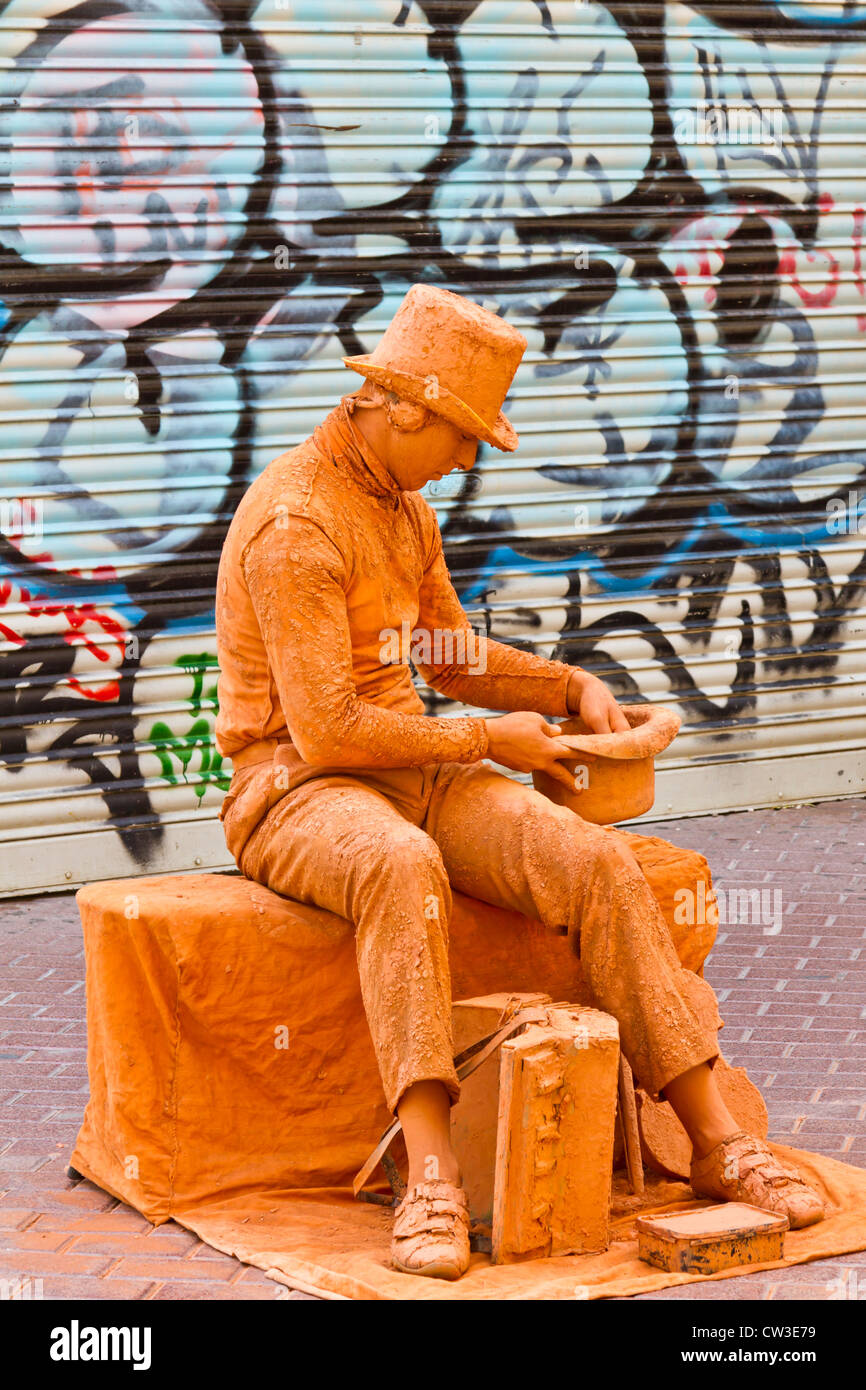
[0,578,25,646]
[672,249,717,289]
[778,247,840,309]
[0,568,125,700]
[26,598,126,665]
[66,676,121,702]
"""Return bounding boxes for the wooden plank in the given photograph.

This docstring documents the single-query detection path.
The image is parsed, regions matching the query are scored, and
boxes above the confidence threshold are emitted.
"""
[492,1005,620,1264]
[617,1055,644,1197]
[450,993,552,1225]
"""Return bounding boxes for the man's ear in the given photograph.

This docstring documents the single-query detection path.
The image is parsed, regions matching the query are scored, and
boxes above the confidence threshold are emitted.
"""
[348,381,387,410]
[385,395,430,433]
[348,382,429,431]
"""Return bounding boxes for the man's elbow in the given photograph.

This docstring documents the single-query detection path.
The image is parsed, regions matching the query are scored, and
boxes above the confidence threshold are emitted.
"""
[288,696,383,768]
[289,725,335,767]
[290,713,360,768]
[287,717,335,761]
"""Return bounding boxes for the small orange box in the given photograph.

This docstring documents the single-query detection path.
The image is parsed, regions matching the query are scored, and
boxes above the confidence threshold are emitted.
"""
[636,1202,788,1274]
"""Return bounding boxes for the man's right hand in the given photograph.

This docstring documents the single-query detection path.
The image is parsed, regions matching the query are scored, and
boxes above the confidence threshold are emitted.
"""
[483,712,586,793]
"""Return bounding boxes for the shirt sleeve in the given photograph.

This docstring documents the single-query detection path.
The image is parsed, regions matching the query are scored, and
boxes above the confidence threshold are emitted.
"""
[414,505,576,715]
[241,514,490,769]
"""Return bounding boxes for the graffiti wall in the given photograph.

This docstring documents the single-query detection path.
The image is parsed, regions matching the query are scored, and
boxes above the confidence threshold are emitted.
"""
[1,0,865,891]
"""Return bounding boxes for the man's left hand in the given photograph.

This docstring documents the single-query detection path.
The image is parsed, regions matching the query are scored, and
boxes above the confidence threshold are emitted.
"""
[566,670,630,734]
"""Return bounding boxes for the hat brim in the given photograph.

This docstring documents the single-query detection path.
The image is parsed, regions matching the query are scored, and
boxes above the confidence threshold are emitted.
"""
[342,355,519,452]
[557,705,682,760]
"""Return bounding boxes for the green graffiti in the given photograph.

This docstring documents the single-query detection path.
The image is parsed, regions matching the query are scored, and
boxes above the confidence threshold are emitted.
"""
[149,652,231,802]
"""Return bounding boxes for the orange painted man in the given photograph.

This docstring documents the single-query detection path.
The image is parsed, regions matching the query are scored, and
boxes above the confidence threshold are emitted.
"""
[215,285,824,1280]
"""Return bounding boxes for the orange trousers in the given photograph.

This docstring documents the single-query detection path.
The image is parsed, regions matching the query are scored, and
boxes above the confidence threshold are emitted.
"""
[230,759,721,1114]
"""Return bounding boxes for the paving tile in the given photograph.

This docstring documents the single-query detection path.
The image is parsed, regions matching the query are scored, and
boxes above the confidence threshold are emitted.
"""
[66,1232,199,1258]
[146,1281,312,1300]
[0,1250,113,1276]
[105,1257,238,1282]
[0,1209,39,1231]
[0,1228,72,1253]
[26,1207,146,1232]
[38,1276,158,1300]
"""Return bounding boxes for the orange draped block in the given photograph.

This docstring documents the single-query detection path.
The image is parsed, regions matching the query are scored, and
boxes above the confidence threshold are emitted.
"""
[71,831,716,1225]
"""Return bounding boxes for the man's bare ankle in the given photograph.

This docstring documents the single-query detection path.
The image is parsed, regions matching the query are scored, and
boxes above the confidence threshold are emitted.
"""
[406,1159,461,1190]
[690,1126,744,1162]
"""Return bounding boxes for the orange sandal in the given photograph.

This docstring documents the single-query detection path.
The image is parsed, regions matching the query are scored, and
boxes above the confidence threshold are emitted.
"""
[390,1180,470,1281]
[690,1131,825,1230]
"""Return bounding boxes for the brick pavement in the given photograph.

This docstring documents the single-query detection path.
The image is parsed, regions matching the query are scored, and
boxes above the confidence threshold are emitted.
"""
[0,797,864,1302]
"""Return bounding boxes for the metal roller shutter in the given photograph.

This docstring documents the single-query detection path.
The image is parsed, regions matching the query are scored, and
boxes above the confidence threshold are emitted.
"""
[1,0,864,894]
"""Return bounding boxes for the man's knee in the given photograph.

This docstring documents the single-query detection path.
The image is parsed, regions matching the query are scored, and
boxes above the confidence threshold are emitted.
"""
[390,828,447,882]
[577,825,644,884]
[354,826,449,914]
[565,828,661,956]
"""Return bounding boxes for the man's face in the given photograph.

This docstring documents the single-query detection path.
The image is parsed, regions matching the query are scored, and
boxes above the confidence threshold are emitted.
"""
[386,412,479,492]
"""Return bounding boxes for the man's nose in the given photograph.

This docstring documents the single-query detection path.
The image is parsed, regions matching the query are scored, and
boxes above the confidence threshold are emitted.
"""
[456,436,479,471]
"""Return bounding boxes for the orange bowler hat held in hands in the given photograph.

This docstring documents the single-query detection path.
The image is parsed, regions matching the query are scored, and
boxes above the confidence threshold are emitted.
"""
[532,705,683,825]
[342,283,527,452]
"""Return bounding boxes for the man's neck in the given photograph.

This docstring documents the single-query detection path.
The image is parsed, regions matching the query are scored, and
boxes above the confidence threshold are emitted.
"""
[347,398,404,488]
[312,397,402,501]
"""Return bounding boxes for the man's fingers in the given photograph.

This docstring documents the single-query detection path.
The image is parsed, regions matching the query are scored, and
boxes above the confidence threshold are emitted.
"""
[597,703,620,734]
[548,738,596,763]
[609,704,630,733]
[543,758,581,793]
[547,737,580,762]
[581,698,630,736]
[596,698,629,734]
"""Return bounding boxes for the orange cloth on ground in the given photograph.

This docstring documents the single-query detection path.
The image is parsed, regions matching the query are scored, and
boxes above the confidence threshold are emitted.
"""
[70,870,866,1300]
[174,1147,866,1301]
[214,394,575,784]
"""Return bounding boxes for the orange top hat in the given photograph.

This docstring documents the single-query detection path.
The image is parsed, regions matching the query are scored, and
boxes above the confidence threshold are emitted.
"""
[342,284,527,452]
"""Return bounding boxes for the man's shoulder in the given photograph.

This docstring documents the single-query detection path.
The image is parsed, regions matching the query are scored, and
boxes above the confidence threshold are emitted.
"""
[228,436,336,548]
[246,437,324,511]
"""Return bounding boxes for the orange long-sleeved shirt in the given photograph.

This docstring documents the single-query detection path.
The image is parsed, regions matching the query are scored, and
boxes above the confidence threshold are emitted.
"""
[215,396,576,780]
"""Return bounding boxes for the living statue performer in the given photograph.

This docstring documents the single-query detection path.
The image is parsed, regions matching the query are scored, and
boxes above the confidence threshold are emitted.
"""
[215,285,824,1281]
